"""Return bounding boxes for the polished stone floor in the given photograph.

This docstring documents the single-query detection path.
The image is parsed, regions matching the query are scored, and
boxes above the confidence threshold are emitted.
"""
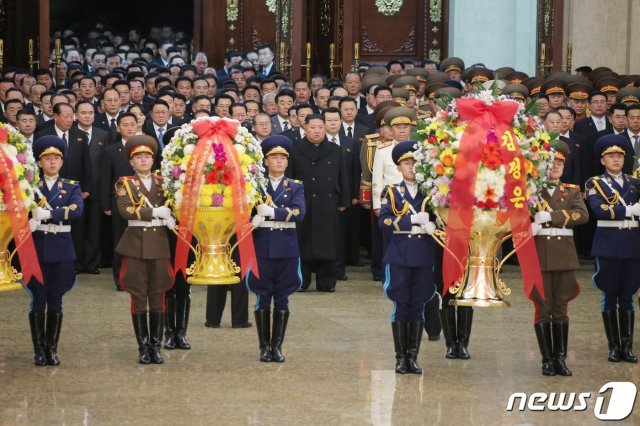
[1,262,639,425]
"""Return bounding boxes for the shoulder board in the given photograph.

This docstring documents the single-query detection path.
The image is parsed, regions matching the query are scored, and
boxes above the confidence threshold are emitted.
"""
[291,179,301,184]
[561,183,580,189]
[378,141,392,149]
[119,176,135,181]
[365,133,380,140]
[418,100,430,106]
[155,175,164,180]
[60,178,78,185]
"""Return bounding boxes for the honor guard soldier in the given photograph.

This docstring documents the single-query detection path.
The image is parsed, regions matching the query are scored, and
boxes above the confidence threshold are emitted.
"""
[586,134,640,363]
[531,140,588,376]
[379,141,437,375]
[115,135,174,365]
[28,135,84,366]
[246,135,305,362]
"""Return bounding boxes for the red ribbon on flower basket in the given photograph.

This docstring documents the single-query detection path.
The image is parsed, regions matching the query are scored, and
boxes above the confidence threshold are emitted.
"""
[0,127,43,285]
[443,98,544,301]
[174,119,259,279]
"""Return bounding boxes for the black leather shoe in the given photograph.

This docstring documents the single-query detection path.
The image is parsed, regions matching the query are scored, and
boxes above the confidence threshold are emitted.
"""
[87,268,100,274]
[174,297,191,350]
[164,295,177,350]
[271,311,289,362]
[28,312,47,366]
[551,322,572,376]
[534,321,556,376]
[45,313,63,366]
[254,310,272,362]
[619,310,638,363]
[232,322,253,329]
[372,274,382,281]
[205,322,220,328]
[391,322,407,374]
[602,311,622,362]
[406,321,424,374]
[148,312,165,364]
[456,307,473,360]
[132,313,151,364]
[317,288,335,293]
[439,309,458,359]
[337,275,348,281]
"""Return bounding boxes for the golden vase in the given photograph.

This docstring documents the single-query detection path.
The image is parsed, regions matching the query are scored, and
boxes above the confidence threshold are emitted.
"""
[436,208,513,308]
[178,207,241,285]
[0,211,24,292]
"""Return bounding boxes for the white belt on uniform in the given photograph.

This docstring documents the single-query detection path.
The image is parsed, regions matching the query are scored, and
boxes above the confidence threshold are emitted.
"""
[597,220,639,229]
[537,228,573,236]
[36,224,71,233]
[394,225,427,235]
[128,219,165,227]
[258,221,296,229]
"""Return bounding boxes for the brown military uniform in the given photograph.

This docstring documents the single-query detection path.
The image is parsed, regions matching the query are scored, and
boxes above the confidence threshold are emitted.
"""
[359,133,380,208]
[534,183,588,321]
[115,174,173,313]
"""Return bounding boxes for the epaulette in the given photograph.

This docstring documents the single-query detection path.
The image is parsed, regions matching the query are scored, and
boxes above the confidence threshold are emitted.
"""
[291,179,301,184]
[365,133,380,140]
[60,178,78,185]
[119,176,135,181]
[378,141,393,149]
[418,100,430,106]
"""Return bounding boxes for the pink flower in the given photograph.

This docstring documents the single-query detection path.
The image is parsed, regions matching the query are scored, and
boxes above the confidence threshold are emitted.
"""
[16,153,27,164]
[172,166,182,179]
[211,193,224,207]
[25,169,34,182]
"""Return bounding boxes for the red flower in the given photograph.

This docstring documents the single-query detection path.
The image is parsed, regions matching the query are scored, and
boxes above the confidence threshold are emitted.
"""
[542,142,551,151]
[213,160,226,173]
[481,141,502,169]
[205,170,219,184]
[428,136,437,144]
[531,146,538,152]
[220,171,233,185]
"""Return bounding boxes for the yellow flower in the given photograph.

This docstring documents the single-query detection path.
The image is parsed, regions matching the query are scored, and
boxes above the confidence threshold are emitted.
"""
[439,149,455,167]
[201,184,214,196]
[540,133,551,143]
[240,153,253,166]
[438,183,450,195]
[181,154,192,166]
[426,121,440,132]
[222,196,233,208]
[223,185,233,195]
[210,184,223,194]
[199,195,212,207]
[436,128,447,140]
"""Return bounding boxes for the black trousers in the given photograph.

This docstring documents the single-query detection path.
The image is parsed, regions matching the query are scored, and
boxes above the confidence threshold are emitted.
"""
[111,199,128,288]
[301,259,337,291]
[72,196,103,271]
[337,207,361,277]
[205,284,249,326]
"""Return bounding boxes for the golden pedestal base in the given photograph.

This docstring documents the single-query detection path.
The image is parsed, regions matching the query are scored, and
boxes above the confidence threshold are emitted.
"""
[0,212,23,292]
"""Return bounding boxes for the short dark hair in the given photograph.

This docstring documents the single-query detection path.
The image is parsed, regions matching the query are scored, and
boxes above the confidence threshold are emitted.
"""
[386,60,404,71]
[296,103,314,114]
[75,100,97,112]
[17,108,36,120]
[373,85,392,97]
[230,102,247,113]
[626,104,640,116]
[304,113,324,125]
[611,103,627,114]
[175,76,193,88]
[543,110,561,121]
[338,96,357,109]
[53,102,73,115]
[117,112,137,125]
[322,107,341,118]
[275,89,295,103]
[151,99,170,111]
[556,105,576,119]
[214,94,234,106]
[588,91,606,103]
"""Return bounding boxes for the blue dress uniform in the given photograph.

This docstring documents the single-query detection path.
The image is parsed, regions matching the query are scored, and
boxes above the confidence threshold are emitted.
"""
[378,141,437,375]
[586,134,640,363]
[246,135,305,362]
[27,136,84,366]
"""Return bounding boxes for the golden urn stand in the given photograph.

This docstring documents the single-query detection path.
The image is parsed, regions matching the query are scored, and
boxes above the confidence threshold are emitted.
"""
[178,207,241,285]
[0,211,24,292]
[435,208,513,308]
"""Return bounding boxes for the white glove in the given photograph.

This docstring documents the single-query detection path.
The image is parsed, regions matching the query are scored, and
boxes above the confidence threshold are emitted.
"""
[422,221,436,235]
[626,203,640,217]
[531,223,542,236]
[152,206,172,219]
[534,211,552,224]
[251,215,265,228]
[32,207,52,221]
[410,212,430,225]
[29,219,40,232]
[257,204,275,218]
[163,217,176,230]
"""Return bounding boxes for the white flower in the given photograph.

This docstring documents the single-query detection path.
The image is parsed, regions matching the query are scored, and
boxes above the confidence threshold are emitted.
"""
[235,144,246,155]
[183,144,195,155]
[415,172,425,182]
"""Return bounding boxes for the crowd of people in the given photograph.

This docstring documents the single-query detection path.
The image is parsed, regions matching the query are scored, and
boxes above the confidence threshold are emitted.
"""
[4,23,640,372]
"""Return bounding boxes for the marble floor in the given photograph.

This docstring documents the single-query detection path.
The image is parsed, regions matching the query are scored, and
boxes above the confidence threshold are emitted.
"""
[0,262,639,425]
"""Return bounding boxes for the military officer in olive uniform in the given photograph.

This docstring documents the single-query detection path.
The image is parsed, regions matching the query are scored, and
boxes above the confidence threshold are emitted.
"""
[247,135,305,362]
[530,140,588,376]
[379,141,437,375]
[27,135,84,366]
[115,135,174,365]
[586,134,640,364]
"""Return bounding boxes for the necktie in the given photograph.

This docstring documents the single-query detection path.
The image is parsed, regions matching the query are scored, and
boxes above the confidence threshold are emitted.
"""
[332,137,337,145]
[157,128,164,149]
[110,118,117,134]
[36,109,43,120]
[347,126,353,139]
[634,135,639,149]
[62,133,68,146]
[283,121,290,131]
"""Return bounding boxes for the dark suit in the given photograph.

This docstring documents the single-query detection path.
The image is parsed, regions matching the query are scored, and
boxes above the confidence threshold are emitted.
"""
[330,135,362,276]
[559,131,587,186]
[101,137,135,288]
[620,130,640,174]
[74,126,109,272]
[281,128,304,144]
[94,112,120,145]
[286,138,350,291]
[142,119,169,169]
[340,121,368,145]
[258,64,279,78]
[270,115,288,135]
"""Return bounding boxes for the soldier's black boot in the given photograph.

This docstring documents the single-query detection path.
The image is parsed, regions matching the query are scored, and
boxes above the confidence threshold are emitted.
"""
[149,311,165,364]
[132,313,151,364]
[29,312,47,366]
[163,294,177,350]
[175,297,192,350]
[45,312,63,366]
[254,309,272,362]
[534,321,556,376]
[391,322,407,374]
[456,307,473,359]
[439,308,458,359]
[602,310,621,362]
[619,310,638,363]
[551,322,572,376]
[271,310,289,362]
[406,321,424,374]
